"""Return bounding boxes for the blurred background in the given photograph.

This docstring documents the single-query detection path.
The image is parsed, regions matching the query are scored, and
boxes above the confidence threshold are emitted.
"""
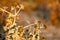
[0,0,60,40]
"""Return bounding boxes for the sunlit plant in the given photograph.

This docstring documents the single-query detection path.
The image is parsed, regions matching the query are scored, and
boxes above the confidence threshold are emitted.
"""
[0,4,46,40]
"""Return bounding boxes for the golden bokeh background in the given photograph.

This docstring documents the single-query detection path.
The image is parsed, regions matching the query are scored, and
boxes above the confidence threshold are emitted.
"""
[0,0,60,40]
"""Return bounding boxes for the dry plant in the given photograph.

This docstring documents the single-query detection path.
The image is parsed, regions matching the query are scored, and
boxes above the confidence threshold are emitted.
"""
[0,4,46,40]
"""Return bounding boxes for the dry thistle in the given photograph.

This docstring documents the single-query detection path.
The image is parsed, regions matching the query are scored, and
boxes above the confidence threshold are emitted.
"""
[0,4,24,40]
